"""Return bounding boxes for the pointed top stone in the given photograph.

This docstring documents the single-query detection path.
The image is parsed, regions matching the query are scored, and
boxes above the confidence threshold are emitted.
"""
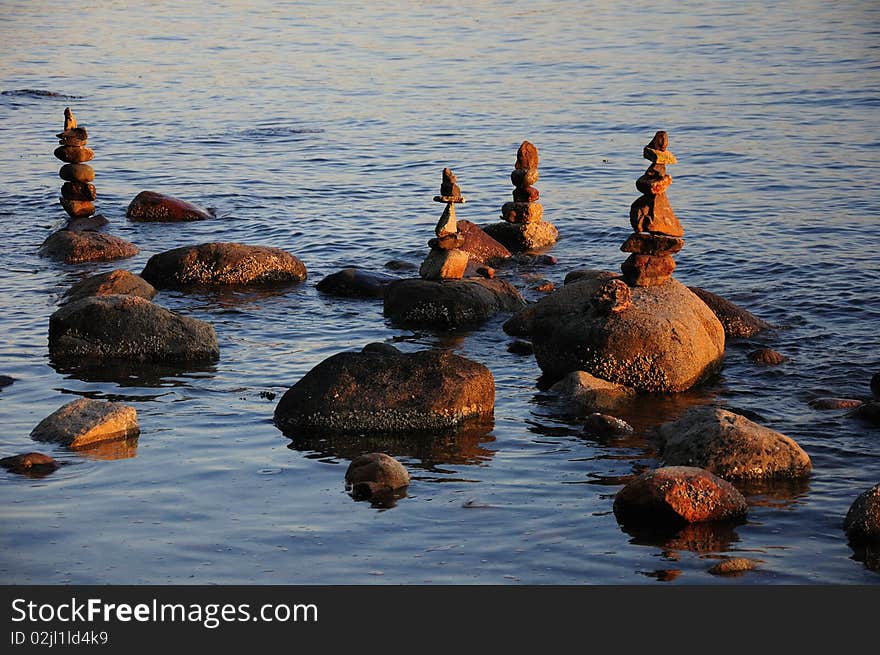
[437,166,464,202]
[515,141,539,170]
[643,130,676,164]
[647,130,668,151]
[64,107,77,131]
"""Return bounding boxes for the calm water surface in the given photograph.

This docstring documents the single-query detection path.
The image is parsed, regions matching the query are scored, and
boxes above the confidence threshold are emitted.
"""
[1,1,878,584]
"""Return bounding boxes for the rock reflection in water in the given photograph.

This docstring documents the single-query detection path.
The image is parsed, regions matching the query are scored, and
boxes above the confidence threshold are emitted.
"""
[283,420,496,472]
[620,519,743,557]
[71,435,139,461]
[49,358,217,389]
[735,477,811,509]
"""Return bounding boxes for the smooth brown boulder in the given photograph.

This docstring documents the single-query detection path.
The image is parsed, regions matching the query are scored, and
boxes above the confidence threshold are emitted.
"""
[345,453,410,492]
[843,483,880,544]
[31,398,139,449]
[274,344,495,434]
[61,269,157,305]
[457,220,511,264]
[550,371,636,413]
[316,268,397,299]
[59,197,95,219]
[58,163,95,183]
[49,294,219,363]
[620,233,683,256]
[141,242,307,288]
[629,193,683,236]
[613,466,748,525]
[506,275,724,391]
[126,190,214,222]
[483,220,558,252]
[54,145,94,163]
[61,181,97,201]
[655,406,812,480]
[39,230,138,264]
[515,141,539,170]
[688,287,772,338]
[620,253,676,287]
[749,348,786,365]
[384,277,525,329]
[0,452,58,474]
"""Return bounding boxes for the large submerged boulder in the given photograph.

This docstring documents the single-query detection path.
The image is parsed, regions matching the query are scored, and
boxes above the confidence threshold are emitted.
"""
[141,242,307,288]
[688,287,771,338]
[274,343,495,434]
[49,294,219,363]
[61,269,156,305]
[126,190,214,222]
[654,406,812,481]
[505,275,724,391]
[39,230,138,264]
[384,277,525,329]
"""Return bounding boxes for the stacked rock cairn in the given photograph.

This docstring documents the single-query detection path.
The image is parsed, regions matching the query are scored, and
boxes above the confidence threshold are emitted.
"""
[55,108,97,221]
[485,140,558,251]
[620,130,684,286]
[419,168,469,280]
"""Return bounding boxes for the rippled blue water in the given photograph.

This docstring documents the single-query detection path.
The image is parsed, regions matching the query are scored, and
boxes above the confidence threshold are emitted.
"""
[1,1,878,584]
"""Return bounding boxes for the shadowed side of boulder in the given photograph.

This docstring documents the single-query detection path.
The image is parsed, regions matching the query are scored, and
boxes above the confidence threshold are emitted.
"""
[141,242,307,288]
[49,294,219,363]
[274,344,494,434]
[689,287,771,338]
[383,278,525,329]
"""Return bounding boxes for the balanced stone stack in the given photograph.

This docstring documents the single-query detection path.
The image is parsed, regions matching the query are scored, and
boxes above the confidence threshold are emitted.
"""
[483,141,558,252]
[419,168,469,280]
[55,108,97,221]
[620,130,684,286]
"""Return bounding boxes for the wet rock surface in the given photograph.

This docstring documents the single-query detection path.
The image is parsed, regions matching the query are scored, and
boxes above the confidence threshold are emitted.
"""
[550,370,636,413]
[688,287,772,338]
[30,397,139,449]
[345,452,410,500]
[126,190,214,222]
[141,242,307,288]
[49,294,219,363]
[613,466,748,526]
[0,452,59,475]
[316,268,397,299]
[748,348,786,365]
[655,406,812,481]
[274,344,494,434]
[843,483,880,544]
[384,277,525,329]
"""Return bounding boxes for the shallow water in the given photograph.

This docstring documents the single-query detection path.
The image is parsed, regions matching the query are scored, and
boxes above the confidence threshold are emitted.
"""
[1,0,878,584]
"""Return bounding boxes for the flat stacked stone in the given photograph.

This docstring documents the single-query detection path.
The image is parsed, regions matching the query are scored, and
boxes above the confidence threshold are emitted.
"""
[419,168,469,280]
[55,108,99,221]
[483,141,558,252]
[620,130,684,286]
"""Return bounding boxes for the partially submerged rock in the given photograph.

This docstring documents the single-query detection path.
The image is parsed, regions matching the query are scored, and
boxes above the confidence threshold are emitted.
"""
[0,452,59,474]
[274,344,494,434]
[843,483,880,544]
[31,398,138,449]
[61,269,156,305]
[708,558,760,576]
[384,277,525,329]
[505,275,724,392]
[141,242,307,288]
[457,220,511,265]
[583,412,634,437]
[39,230,138,264]
[613,466,748,526]
[550,370,636,413]
[654,406,812,481]
[316,268,397,299]
[49,294,219,363]
[748,348,786,365]
[688,287,771,338]
[345,453,410,500]
[126,190,214,222]
[809,397,863,410]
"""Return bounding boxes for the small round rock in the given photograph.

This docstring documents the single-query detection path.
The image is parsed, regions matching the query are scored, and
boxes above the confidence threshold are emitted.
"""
[345,453,410,493]
[748,348,786,365]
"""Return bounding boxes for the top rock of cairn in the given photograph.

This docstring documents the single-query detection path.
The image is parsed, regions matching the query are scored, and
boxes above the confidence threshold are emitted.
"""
[55,107,97,221]
[620,130,684,286]
[433,167,466,204]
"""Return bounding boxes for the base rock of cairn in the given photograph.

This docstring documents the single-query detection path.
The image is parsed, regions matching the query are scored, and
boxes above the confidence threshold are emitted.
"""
[620,131,684,287]
[483,141,558,252]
